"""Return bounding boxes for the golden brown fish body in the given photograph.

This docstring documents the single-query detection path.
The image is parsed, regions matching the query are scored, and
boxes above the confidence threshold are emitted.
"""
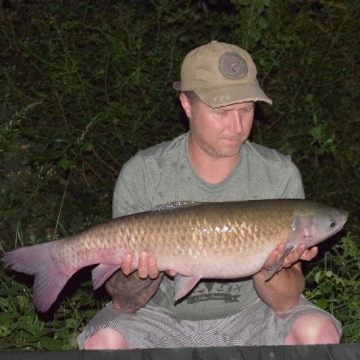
[2,199,348,312]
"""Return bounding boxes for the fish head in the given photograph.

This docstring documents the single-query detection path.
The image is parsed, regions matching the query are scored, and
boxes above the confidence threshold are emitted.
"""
[287,202,348,248]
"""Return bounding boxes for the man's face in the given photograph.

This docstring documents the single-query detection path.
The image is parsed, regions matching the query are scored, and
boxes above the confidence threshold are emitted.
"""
[181,94,254,159]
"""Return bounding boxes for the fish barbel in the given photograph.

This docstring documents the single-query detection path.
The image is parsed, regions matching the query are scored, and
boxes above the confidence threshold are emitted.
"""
[2,199,347,312]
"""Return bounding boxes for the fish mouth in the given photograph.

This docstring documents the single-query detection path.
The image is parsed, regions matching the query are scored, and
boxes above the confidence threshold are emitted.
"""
[330,211,348,237]
[340,211,348,228]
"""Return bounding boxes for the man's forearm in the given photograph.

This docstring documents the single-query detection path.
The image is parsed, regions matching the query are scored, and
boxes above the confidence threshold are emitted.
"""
[105,270,164,313]
[253,263,305,315]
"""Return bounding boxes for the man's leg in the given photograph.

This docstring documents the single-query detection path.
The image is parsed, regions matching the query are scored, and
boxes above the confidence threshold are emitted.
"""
[285,313,340,345]
[83,328,132,350]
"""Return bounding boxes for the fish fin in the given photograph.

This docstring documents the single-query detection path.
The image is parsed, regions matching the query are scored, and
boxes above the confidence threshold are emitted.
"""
[173,274,202,301]
[152,201,202,212]
[1,243,74,312]
[265,243,296,281]
[92,264,121,289]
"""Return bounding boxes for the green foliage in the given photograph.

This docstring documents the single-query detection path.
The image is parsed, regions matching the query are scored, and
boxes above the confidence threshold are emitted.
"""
[252,0,360,205]
[231,0,271,49]
[305,234,360,343]
[0,270,103,350]
[0,0,359,349]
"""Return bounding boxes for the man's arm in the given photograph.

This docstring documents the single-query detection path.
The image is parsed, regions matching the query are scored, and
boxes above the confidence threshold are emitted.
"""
[107,153,160,312]
[256,160,309,314]
[253,243,318,314]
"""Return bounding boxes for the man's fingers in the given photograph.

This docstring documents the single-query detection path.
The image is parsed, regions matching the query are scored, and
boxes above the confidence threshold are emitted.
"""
[166,270,178,277]
[137,252,160,279]
[137,251,149,279]
[121,251,169,279]
[300,246,318,261]
[262,242,319,276]
[121,253,133,276]
[147,255,160,279]
[262,248,280,272]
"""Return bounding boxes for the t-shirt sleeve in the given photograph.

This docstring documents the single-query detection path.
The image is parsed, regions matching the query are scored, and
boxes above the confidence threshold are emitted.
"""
[275,159,305,199]
[112,153,152,218]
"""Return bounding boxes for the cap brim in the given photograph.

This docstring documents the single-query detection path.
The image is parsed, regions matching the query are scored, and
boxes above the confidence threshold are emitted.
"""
[195,83,272,108]
[173,81,181,91]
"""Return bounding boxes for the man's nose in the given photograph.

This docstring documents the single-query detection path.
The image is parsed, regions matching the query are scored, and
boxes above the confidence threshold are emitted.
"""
[228,112,243,133]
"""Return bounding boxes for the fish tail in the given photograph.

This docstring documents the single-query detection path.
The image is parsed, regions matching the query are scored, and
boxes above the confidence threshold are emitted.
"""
[2,242,73,312]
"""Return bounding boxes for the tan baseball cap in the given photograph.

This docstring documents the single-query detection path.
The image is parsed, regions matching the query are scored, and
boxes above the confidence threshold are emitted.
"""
[173,41,272,108]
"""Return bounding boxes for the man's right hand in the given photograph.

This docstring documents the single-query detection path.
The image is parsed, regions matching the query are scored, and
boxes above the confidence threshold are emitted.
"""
[121,252,162,279]
[121,252,178,278]
[105,252,176,312]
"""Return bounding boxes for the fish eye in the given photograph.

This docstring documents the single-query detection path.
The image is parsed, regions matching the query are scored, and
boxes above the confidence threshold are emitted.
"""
[329,220,336,228]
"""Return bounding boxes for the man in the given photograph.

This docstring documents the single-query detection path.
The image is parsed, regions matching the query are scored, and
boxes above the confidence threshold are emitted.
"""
[77,41,341,349]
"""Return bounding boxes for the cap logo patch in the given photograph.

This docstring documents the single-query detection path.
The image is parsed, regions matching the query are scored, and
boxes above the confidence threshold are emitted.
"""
[218,52,248,80]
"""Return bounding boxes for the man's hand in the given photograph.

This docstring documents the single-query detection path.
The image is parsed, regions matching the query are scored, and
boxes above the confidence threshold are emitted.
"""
[262,243,318,274]
[120,252,177,278]
[105,270,163,312]
[120,251,160,279]
[105,252,177,312]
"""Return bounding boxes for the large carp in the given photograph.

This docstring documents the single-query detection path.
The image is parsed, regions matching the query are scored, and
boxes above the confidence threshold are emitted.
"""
[2,199,347,312]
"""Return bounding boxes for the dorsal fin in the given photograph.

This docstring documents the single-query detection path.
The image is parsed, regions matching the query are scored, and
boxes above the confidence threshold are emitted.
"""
[152,201,202,211]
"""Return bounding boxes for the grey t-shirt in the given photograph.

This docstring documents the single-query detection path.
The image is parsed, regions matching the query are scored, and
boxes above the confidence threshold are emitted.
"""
[112,133,304,320]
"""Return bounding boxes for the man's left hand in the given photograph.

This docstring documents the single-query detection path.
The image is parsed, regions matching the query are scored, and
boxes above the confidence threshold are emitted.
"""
[262,243,318,273]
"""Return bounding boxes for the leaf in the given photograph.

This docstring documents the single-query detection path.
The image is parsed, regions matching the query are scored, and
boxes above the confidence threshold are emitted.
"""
[316,298,328,310]
[40,337,64,351]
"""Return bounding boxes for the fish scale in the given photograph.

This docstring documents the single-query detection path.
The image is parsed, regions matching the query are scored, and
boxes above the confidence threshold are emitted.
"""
[1,199,347,312]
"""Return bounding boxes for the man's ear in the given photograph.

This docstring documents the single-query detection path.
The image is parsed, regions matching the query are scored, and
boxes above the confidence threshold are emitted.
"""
[179,92,192,118]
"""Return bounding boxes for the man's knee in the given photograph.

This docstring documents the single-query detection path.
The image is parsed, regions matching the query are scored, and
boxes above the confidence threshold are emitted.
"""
[83,327,132,350]
[285,313,340,345]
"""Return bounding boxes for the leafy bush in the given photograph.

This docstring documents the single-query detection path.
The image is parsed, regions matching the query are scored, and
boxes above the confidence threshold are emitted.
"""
[305,234,360,343]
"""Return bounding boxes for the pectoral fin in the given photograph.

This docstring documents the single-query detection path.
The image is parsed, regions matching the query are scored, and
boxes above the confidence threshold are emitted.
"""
[265,243,296,281]
[174,274,202,301]
[92,264,121,289]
